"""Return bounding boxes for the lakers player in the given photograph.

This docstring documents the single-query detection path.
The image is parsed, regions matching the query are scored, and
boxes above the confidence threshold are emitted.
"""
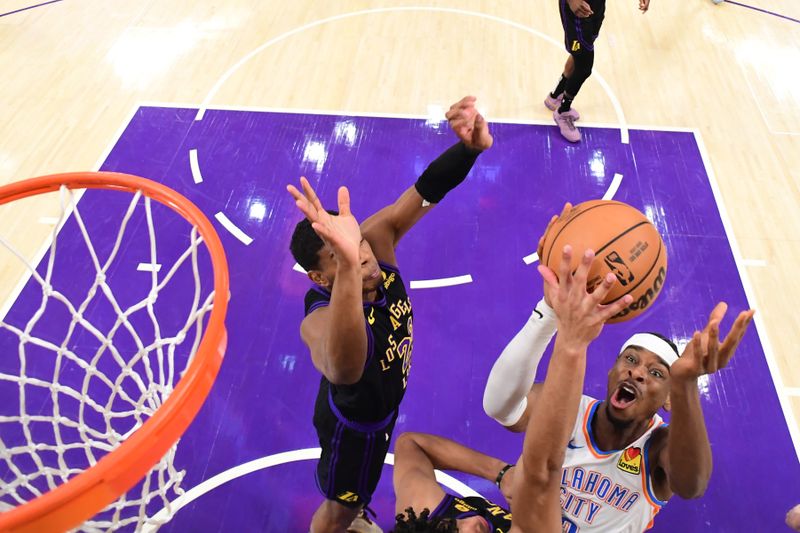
[391,245,752,532]
[482,218,755,531]
[547,0,652,142]
[287,96,493,533]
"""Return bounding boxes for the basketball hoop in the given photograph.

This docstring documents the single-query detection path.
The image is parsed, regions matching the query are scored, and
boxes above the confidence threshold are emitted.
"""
[0,172,229,532]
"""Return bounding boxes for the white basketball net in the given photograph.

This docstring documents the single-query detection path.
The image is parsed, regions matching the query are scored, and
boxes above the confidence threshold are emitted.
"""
[0,185,216,531]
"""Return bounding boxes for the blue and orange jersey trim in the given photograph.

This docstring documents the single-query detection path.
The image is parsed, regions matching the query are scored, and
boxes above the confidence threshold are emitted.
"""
[581,400,658,459]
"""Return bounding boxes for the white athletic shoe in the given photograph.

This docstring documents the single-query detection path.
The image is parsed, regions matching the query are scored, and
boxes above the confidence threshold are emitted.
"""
[347,509,383,533]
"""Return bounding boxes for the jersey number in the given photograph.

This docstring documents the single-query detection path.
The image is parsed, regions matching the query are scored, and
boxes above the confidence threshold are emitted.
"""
[561,516,580,533]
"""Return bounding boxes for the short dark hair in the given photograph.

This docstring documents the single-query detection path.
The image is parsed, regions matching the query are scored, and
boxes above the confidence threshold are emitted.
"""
[391,508,457,532]
[289,210,338,271]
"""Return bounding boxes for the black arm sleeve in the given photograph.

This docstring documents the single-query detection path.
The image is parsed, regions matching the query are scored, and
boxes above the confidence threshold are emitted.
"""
[413,142,481,204]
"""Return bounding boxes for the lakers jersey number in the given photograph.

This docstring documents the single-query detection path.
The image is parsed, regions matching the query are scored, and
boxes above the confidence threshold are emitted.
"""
[305,262,413,424]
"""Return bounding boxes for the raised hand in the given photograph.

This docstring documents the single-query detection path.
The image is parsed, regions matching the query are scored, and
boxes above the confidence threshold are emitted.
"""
[536,202,572,307]
[639,0,651,13]
[538,246,633,346]
[671,303,755,383]
[287,177,361,267]
[568,0,594,18]
[445,96,493,152]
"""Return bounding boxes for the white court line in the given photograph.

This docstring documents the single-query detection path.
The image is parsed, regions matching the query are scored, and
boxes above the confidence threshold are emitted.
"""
[787,388,800,397]
[694,129,800,463]
[189,149,203,184]
[140,448,483,532]
[601,173,624,201]
[742,259,768,267]
[37,217,60,225]
[141,100,689,135]
[523,252,539,266]
[214,212,253,245]
[137,263,162,273]
[0,104,140,324]
[191,6,629,144]
[523,173,623,265]
[409,274,473,289]
[292,262,307,274]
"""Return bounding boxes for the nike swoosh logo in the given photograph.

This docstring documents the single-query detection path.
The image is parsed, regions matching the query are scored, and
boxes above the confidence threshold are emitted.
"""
[567,440,584,449]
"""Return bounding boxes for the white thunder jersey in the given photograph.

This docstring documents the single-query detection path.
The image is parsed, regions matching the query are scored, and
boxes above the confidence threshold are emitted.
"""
[559,395,668,533]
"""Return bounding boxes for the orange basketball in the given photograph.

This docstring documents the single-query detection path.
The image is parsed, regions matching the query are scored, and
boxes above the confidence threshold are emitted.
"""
[541,200,667,323]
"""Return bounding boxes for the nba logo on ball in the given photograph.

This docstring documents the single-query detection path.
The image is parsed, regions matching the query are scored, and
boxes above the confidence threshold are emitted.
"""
[541,200,668,323]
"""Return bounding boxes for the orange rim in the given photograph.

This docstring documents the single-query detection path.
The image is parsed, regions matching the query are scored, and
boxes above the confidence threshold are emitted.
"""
[0,172,229,533]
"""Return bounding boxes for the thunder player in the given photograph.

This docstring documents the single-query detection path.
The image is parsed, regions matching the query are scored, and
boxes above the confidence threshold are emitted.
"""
[392,247,633,532]
[392,245,752,532]
[287,96,493,533]
[482,217,755,531]
[546,0,652,142]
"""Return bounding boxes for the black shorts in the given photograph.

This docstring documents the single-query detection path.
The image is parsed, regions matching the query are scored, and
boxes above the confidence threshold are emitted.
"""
[313,404,398,508]
[560,0,606,54]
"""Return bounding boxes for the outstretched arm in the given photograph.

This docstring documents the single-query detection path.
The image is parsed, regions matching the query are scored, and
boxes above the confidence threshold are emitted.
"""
[393,432,509,514]
[511,247,632,532]
[483,208,569,432]
[288,180,367,385]
[361,96,493,265]
[655,303,754,499]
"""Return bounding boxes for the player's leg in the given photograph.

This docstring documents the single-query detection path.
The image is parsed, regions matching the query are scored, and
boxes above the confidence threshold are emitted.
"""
[311,412,367,533]
[310,500,361,533]
[546,0,579,111]
[558,48,594,115]
[311,411,392,532]
[553,0,604,142]
[545,55,575,111]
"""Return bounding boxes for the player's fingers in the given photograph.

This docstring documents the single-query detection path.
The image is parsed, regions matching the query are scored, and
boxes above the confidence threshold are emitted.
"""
[573,248,594,294]
[686,330,702,366]
[287,184,305,203]
[446,98,476,118]
[300,176,326,213]
[474,113,487,132]
[706,302,728,330]
[337,186,351,217]
[705,320,721,373]
[718,310,754,368]
[558,245,573,294]
[294,199,318,223]
[599,294,633,323]
[310,221,333,243]
[537,215,559,257]
[537,264,560,291]
[591,272,617,305]
[456,95,477,108]
[690,331,703,373]
[449,116,473,130]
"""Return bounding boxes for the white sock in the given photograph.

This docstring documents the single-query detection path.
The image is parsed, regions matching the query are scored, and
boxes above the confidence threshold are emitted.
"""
[483,298,557,426]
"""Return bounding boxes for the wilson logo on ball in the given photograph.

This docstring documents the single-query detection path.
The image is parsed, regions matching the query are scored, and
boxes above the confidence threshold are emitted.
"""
[612,266,667,321]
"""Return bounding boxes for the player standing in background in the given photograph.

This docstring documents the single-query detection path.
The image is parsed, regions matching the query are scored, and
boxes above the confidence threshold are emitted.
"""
[546,0,652,142]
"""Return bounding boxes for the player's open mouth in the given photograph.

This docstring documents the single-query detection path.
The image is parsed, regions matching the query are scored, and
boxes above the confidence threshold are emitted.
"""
[611,382,639,410]
[367,267,380,280]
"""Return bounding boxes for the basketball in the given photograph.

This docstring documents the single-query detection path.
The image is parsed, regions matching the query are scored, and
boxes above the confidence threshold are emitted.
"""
[540,200,667,323]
